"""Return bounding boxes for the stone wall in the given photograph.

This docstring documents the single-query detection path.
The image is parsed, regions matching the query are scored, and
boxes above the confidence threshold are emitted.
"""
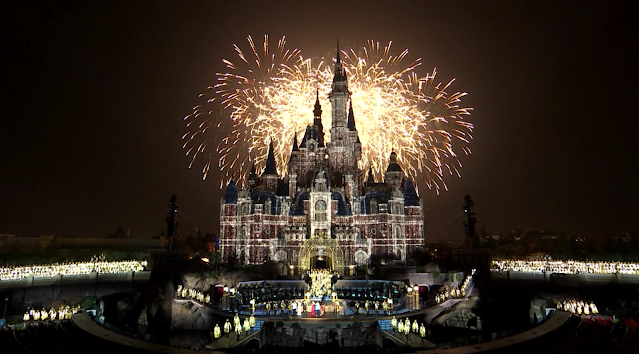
[0,271,150,308]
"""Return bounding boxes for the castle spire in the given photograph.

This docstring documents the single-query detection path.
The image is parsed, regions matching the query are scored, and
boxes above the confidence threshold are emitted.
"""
[292,134,299,152]
[312,88,325,147]
[334,37,344,81]
[367,169,375,183]
[347,100,356,130]
[264,141,277,175]
[336,36,341,65]
[313,88,322,117]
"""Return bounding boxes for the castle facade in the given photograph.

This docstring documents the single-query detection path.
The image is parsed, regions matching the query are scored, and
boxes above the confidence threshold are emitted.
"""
[219,45,424,273]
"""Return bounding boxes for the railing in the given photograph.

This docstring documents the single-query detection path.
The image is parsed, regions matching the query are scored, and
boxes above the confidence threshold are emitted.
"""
[0,271,150,288]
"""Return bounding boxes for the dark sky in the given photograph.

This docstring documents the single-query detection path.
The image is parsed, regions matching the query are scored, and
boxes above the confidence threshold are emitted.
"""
[2,1,638,241]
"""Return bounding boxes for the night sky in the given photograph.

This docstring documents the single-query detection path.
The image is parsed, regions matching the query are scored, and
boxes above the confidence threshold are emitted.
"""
[2,1,638,241]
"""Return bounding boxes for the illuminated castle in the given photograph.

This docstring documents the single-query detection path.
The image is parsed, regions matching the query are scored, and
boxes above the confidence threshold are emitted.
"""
[219,44,424,273]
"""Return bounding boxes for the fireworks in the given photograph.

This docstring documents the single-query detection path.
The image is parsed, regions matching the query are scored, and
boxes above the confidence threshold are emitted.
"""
[183,36,474,193]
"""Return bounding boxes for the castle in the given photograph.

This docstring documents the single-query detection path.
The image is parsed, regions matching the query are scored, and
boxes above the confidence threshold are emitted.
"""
[219,44,424,274]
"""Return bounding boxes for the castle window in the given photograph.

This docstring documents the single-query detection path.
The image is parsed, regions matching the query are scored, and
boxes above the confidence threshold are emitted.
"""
[314,200,327,222]
[315,200,326,211]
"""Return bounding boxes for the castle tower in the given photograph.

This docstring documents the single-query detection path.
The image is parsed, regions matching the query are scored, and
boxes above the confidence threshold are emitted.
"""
[384,151,404,191]
[327,39,357,176]
[288,135,299,197]
[262,142,278,191]
[313,89,325,147]
[217,38,425,269]
[329,38,349,129]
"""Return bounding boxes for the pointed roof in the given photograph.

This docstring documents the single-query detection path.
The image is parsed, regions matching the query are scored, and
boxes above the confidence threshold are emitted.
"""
[404,179,420,206]
[292,134,299,152]
[264,142,277,175]
[223,180,238,203]
[386,151,403,172]
[367,169,375,183]
[335,37,341,69]
[313,89,322,117]
[300,124,311,147]
[347,100,356,130]
[333,37,346,82]
[108,226,129,239]
[248,164,257,180]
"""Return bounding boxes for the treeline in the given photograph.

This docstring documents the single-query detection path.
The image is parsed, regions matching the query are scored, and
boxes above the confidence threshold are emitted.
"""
[478,229,639,261]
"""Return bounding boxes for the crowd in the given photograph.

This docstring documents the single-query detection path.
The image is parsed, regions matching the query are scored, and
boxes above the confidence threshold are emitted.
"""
[0,259,147,280]
[491,259,639,274]
[236,282,304,304]
[22,305,80,322]
[390,316,428,341]
[435,269,476,304]
[176,284,211,304]
[211,314,258,340]
[557,299,599,315]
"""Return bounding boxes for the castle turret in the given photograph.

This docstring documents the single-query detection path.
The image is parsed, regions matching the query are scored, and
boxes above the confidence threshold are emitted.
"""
[262,142,278,191]
[313,89,325,147]
[384,151,404,191]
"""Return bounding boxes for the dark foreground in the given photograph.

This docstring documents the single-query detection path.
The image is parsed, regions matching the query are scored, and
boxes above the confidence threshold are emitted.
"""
[3,316,639,354]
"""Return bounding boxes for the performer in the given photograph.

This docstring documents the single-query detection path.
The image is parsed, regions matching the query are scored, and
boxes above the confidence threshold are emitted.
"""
[419,323,426,341]
[224,319,231,338]
[243,318,250,333]
[214,324,221,339]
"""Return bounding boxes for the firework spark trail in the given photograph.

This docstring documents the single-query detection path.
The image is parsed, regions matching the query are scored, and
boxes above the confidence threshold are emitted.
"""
[183,36,474,194]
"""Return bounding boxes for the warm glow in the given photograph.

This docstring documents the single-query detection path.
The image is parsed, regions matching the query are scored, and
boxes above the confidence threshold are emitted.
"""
[183,36,473,194]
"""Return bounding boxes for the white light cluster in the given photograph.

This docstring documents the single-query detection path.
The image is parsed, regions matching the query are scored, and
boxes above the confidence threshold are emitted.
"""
[176,284,210,304]
[0,260,147,280]
[23,305,80,322]
[435,268,476,304]
[557,299,599,315]
[491,259,639,274]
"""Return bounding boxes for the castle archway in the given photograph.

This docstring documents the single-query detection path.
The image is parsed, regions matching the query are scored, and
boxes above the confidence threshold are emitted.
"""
[298,230,344,275]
